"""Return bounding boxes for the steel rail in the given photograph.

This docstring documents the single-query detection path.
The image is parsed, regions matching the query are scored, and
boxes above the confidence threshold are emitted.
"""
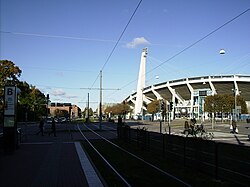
[83,123,192,187]
[77,124,132,187]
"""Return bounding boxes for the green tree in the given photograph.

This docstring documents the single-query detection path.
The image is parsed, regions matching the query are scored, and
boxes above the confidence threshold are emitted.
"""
[236,95,248,114]
[146,100,160,121]
[17,82,47,121]
[204,94,248,120]
[0,60,47,122]
[104,103,131,116]
[54,109,68,117]
[0,60,22,122]
[0,60,22,87]
[82,107,94,118]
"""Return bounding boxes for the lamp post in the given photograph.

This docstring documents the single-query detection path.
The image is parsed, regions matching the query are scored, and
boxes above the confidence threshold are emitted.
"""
[232,89,238,122]
[211,103,214,130]
[46,93,50,123]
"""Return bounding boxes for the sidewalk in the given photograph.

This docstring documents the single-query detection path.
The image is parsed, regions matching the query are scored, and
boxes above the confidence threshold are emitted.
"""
[0,128,103,187]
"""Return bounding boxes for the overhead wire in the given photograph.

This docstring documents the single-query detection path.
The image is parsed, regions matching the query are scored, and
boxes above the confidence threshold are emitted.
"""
[100,0,143,71]
[0,30,176,47]
[107,7,250,100]
[19,66,97,73]
[223,53,250,74]
[0,31,120,43]
[89,0,143,89]
[145,7,250,76]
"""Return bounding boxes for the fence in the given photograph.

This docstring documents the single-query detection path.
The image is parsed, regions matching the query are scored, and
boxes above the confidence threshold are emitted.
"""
[118,125,250,186]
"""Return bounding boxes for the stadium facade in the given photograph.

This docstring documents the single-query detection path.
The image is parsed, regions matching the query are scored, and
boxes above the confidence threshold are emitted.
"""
[124,49,250,120]
[125,74,250,120]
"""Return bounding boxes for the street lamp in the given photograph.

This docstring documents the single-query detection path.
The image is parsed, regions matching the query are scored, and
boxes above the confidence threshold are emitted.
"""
[232,89,239,122]
[46,93,50,122]
[219,49,225,55]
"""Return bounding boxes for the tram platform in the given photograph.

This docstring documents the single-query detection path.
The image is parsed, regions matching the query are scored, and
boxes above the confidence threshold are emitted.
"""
[0,128,104,187]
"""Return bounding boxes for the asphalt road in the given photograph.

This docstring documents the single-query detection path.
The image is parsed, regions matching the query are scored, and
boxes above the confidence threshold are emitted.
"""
[126,119,250,146]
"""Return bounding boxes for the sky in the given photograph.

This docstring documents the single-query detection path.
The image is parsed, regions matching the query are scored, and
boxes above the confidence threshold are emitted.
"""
[1,0,250,110]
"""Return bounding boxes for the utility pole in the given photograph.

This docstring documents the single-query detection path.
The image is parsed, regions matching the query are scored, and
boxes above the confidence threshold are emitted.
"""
[87,93,89,124]
[46,93,49,122]
[99,70,102,130]
[80,71,120,130]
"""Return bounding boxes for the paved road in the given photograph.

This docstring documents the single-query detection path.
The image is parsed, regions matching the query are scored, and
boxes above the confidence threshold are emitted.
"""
[126,120,250,146]
[0,122,108,187]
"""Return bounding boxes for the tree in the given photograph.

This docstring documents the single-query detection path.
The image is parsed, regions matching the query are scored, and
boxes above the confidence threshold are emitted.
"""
[104,103,131,116]
[82,107,94,118]
[204,94,248,120]
[236,95,248,114]
[54,109,68,117]
[0,60,22,86]
[0,60,48,122]
[17,82,47,121]
[147,100,160,121]
[0,60,22,122]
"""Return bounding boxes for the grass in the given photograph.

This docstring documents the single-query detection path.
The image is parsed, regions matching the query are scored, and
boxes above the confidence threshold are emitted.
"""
[82,140,184,187]
[82,139,243,187]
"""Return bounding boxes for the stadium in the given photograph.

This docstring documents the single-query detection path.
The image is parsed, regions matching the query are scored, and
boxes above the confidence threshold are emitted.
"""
[125,74,250,120]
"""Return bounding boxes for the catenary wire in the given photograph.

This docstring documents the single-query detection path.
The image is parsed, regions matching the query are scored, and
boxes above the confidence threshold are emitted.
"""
[107,7,250,99]
[145,7,250,75]
[100,0,143,71]
[89,0,143,89]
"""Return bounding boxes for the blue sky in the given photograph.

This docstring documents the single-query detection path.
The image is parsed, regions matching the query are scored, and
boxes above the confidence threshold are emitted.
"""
[1,0,250,110]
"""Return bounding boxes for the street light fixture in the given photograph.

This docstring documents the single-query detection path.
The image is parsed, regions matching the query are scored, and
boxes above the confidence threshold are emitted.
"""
[219,49,225,55]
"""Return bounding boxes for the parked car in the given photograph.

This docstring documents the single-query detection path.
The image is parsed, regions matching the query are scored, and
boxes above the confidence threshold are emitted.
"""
[46,117,53,124]
[57,117,66,123]
[46,117,58,123]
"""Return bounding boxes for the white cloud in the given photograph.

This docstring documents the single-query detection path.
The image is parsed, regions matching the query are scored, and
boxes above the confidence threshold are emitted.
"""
[66,95,78,99]
[125,37,150,48]
[52,89,66,96]
[51,88,78,100]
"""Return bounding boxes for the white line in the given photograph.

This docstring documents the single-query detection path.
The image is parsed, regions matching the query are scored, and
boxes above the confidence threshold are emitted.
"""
[75,142,104,187]
[77,124,132,187]
[21,142,53,145]
[83,124,192,187]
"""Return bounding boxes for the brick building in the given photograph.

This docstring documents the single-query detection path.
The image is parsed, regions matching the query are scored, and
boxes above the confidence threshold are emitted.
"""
[48,103,81,119]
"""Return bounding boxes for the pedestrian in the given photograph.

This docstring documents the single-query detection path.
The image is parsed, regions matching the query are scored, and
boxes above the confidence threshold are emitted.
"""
[49,117,56,137]
[184,121,189,129]
[118,116,123,126]
[231,120,238,134]
[117,116,123,138]
[36,118,44,136]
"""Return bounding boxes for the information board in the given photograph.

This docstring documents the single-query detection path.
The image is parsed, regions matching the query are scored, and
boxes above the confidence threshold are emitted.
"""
[4,86,16,116]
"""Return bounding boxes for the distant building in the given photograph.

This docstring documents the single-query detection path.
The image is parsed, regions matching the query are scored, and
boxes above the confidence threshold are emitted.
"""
[48,103,81,119]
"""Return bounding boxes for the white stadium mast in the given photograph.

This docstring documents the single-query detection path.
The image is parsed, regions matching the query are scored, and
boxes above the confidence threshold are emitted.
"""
[134,48,148,118]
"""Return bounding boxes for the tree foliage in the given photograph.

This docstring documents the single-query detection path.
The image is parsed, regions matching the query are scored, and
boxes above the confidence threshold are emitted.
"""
[1,60,47,121]
[54,109,68,117]
[0,60,22,86]
[17,82,47,121]
[204,94,248,114]
[82,107,94,117]
[104,103,131,115]
[0,60,22,111]
[147,100,160,114]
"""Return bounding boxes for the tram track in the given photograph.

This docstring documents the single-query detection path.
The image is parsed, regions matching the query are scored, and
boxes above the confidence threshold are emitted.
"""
[77,123,192,187]
[77,124,131,187]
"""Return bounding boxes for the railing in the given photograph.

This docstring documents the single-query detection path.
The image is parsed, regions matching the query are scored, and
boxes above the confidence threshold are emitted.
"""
[118,126,250,186]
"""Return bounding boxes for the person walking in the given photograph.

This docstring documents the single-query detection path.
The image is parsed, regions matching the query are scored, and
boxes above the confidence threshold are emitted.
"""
[117,116,123,138]
[231,120,238,134]
[49,118,56,137]
[36,118,44,136]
